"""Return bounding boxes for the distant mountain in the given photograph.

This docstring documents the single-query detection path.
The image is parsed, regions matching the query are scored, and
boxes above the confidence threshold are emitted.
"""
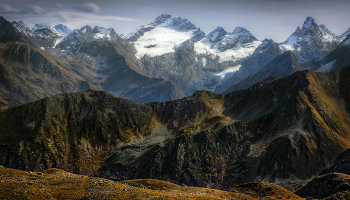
[223,51,319,94]
[317,34,350,72]
[54,24,72,35]
[280,16,340,63]
[122,14,205,59]
[0,16,185,110]
[12,21,71,49]
[17,21,31,31]
[195,26,261,63]
[0,16,100,111]
[121,14,262,95]
[55,23,186,103]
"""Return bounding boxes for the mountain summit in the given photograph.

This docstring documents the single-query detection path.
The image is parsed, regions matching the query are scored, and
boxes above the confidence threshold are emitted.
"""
[280,16,340,63]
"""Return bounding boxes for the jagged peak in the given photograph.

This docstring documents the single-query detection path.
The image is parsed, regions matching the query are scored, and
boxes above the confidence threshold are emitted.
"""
[305,16,315,24]
[0,16,10,25]
[154,14,172,21]
[0,16,7,22]
[213,26,226,32]
[207,26,228,42]
[233,26,248,33]
[302,16,316,30]
[261,38,275,44]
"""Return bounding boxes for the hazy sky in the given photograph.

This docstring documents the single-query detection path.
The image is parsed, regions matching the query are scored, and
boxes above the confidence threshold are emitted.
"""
[1,0,350,42]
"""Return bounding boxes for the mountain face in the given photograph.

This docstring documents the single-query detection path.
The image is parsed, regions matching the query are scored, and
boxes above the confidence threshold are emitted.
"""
[54,24,72,35]
[223,51,320,94]
[0,17,103,111]
[280,16,340,63]
[195,26,260,58]
[337,28,350,42]
[55,23,186,103]
[317,34,350,72]
[17,21,31,31]
[0,16,186,107]
[295,149,350,199]
[12,21,70,50]
[2,66,350,189]
[215,39,282,94]
[124,14,205,59]
[122,14,262,95]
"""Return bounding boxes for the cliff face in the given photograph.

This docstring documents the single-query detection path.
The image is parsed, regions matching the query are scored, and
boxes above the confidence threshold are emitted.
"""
[1,66,350,189]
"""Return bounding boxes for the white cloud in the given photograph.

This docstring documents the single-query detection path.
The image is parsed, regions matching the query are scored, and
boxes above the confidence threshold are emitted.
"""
[27,5,45,15]
[54,11,137,26]
[0,4,23,14]
[74,3,100,14]
[54,3,64,8]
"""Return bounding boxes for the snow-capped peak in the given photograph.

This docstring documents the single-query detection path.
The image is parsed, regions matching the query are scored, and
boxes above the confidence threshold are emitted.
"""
[92,26,117,39]
[293,26,301,35]
[207,26,227,43]
[32,24,48,31]
[55,24,71,35]
[253,38,282,54]
[233,27,248,33]
[121,14,173,41]
[303,16,315,29]
[152,14,172,24]
[280,16,340,62]
[126,14,205,58]
[161,17,197,31]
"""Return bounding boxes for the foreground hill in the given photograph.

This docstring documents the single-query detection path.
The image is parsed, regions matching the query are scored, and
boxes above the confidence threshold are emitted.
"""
[1,66,350,189]
[0,166,257,200]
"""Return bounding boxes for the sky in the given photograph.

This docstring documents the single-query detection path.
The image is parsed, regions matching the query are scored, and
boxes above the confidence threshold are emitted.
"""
[1,0,350,42]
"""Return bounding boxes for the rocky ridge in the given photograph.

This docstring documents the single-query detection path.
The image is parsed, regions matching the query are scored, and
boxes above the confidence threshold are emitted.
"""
[2,66,350,190]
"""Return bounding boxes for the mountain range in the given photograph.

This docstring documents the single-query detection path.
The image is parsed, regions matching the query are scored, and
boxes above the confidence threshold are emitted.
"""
[2,13,350,197]
[1,14,349,111]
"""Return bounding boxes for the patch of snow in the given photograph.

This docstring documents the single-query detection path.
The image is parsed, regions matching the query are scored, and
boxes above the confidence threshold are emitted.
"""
[280,35,299,51]
[317,60,336,72]
[201,57,207,67]
[40,47,45,50]
[195,39,261,62]
[134,25,195,58]
[213,65,241,78]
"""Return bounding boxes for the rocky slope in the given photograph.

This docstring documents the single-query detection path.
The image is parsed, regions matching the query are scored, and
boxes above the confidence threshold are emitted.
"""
[0,16,100,111]
[296,173,350,199]
[2,66,350,189]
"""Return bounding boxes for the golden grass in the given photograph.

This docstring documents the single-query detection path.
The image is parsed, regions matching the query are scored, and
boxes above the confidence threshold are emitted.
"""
[0,166,257,199]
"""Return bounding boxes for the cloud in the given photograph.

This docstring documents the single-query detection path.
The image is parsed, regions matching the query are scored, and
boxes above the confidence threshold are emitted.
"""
[54,3,64,8]
[27,5,45,15]
[0,4,45,15]
[74,3,100,14]
[0,4,23,14]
